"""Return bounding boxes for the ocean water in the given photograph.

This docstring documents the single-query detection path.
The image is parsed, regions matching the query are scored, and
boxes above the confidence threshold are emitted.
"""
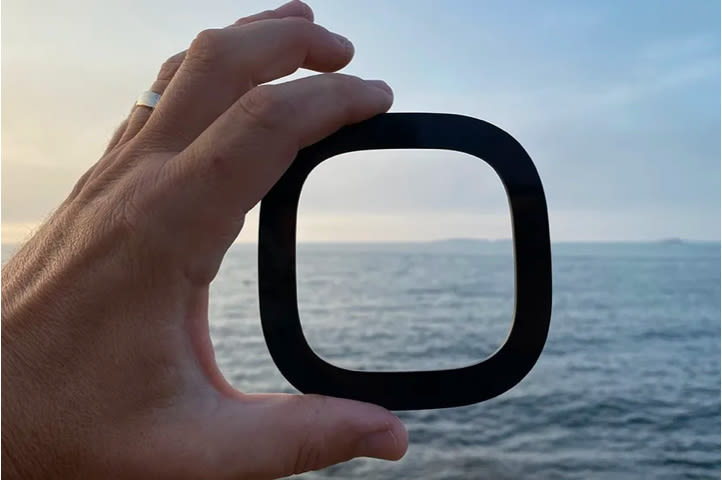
[2,241,719,478]
[209,241,720,479]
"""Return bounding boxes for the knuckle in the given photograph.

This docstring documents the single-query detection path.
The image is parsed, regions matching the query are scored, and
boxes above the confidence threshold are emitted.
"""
[87,167,151,242]
[67,166,96,200]
[292,438,324,475]
[188,28,225,66]
[324,73,363,114]
[288,396,327,475]
[238,86,294,131]
[327,73,363,92]
[276,17,315,43]
[157,52,185,81]
[278,15,314,30]
[237,9,274,24]
[108,182,145,238]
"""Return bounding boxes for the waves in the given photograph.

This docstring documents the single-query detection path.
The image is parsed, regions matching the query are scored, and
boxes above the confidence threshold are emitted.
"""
[208,243,720,479]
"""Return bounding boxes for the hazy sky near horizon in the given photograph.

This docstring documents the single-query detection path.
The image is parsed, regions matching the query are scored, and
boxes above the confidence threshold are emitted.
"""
[2,0,720,243]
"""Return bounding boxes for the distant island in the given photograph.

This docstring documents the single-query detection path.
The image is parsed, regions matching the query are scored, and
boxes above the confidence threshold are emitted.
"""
[657,238,687,245]
[428,238,512,244]
[424,237,718,247]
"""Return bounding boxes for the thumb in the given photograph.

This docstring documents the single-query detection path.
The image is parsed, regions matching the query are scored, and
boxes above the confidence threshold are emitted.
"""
[226,393,408,478]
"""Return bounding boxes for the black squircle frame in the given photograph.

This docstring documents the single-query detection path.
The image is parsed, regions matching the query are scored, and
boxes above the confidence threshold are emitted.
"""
[258,113,552,410]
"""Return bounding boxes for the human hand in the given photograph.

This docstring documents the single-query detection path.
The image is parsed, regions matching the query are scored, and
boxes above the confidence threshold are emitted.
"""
[1,1,406,478]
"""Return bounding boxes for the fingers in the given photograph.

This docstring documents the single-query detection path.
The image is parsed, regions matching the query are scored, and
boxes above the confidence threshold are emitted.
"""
[120,1,315,147]
[140,17,355,151]
[119,51,186,144]
[162,74,392,283]
[182,73,393,213]
[222,394,408,478]
[74,1,317,200]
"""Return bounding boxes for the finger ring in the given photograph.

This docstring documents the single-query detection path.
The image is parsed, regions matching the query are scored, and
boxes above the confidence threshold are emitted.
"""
[135,91,162,109]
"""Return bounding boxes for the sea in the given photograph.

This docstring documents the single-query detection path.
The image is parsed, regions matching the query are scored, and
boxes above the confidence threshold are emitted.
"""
[3,241,720,479]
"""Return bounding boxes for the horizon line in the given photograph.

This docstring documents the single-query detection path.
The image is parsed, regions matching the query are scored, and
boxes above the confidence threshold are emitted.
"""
[2,238,720,247]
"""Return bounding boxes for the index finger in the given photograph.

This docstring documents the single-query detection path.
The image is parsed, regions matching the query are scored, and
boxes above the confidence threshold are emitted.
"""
[157,74,393,281]
[179,74,393,214]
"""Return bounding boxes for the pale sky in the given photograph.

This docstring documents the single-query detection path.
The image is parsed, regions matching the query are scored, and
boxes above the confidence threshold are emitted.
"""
[2,0,720,243]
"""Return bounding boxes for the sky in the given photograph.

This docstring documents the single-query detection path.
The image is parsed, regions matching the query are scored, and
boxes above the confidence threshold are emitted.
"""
[2,0,720,243]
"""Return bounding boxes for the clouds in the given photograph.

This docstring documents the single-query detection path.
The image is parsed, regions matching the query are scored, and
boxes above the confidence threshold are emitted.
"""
[2,0,719,242]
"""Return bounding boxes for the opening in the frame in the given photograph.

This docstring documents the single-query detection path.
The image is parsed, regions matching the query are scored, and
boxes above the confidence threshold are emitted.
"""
[296,149,514,372]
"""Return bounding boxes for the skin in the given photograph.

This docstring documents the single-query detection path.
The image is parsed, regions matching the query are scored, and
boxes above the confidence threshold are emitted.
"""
[0,1,408,478]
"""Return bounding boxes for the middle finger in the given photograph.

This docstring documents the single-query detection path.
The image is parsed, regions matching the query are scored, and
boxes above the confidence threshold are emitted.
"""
[139,17,354,151]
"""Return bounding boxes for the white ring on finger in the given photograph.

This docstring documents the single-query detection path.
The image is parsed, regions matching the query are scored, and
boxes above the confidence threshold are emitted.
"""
[136,91,162,109]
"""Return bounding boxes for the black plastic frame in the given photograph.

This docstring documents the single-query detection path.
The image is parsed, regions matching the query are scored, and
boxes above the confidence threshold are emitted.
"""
[258,113,551,410]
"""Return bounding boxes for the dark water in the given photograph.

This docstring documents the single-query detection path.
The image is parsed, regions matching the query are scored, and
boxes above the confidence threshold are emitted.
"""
[209,241,720,479]
[2,241,719,478]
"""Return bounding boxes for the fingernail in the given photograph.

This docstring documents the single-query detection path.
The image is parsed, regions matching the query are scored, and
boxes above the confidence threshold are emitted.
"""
[366,79,394,98]
[333,33,354,52]
[358,428,399,458]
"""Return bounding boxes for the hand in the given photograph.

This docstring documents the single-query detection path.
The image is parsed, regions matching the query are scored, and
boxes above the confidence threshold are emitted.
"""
[1,1,407,478]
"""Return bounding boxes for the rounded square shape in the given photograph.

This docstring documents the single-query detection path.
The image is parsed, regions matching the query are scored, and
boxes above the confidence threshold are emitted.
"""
[258,113,552,410]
